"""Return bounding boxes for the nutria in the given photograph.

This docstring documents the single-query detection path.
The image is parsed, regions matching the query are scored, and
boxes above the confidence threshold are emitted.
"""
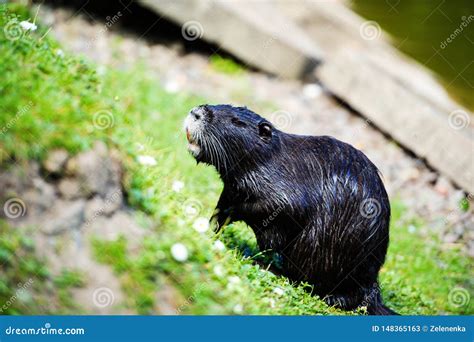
[184,104,397,315]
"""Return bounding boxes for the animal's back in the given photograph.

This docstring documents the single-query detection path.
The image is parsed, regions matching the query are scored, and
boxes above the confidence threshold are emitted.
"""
[248,134,390,305]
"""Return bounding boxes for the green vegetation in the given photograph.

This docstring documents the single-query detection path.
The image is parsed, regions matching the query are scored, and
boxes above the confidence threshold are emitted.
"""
[0,222,85,314]
[381,202,473,315]
[209,54,245,75]
[0,6,113,162]
[0,5,472,315]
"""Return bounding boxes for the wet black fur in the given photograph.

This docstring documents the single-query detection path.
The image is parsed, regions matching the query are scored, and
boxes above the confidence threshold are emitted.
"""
[189,104,398,315]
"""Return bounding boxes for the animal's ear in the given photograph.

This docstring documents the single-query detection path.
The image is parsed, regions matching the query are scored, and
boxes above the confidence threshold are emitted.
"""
[258,122,272,141]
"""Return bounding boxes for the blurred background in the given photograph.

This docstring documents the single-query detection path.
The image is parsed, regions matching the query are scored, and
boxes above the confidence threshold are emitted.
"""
[353,0,474,111]
[0,0,472,315]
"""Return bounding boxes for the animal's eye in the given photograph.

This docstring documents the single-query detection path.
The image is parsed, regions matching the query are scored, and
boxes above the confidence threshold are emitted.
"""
[231,117,247,127]
[258,122,272,141]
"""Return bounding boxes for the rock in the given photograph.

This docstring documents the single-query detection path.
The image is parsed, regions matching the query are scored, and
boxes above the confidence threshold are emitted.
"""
[443,233,461,244]
[41,199,85,235]
[435,176,453,197]
[22,177,57,215]
[138,0,323,79]
[108,149,123,188]
[103,188,123,215]
[84,191,122,223]
[0,163,35,198]
[43,149,69,174]
[424,171,438,184]
[84,196,106,222]
[58,178,82,199]
[317,52,474,195]
[65,141,112,197]
[399,167,421,183]
[448,190,467,210]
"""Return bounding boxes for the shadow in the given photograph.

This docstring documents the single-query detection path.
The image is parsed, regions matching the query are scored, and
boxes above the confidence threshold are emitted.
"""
[37,0,250,65]
[220,225,285,276]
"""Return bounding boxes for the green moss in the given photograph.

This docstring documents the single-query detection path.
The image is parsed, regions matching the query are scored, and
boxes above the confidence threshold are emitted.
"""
[459,197,470,212]
[209,54,245,75]
[54,269,86,289]
[92,236,130,273]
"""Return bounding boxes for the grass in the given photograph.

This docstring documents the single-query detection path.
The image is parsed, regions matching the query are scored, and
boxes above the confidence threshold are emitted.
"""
[381,201,473,314]
[0,222,85,314]
[209,54,245,75]
[0,4,472,315]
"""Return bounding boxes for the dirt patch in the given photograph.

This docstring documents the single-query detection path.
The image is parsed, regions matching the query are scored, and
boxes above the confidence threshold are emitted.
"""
[0,142,148,313]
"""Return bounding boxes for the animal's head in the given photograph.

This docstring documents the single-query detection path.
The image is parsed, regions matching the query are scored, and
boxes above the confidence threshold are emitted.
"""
[184,104,280,175]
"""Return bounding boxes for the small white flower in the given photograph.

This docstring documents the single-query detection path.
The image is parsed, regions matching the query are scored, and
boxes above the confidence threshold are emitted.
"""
[228,276,240,284]
[213,240,226,251]
[233,303,243,314]
[185,205,198,217]
[193,217,209,233]
[19,21,37,31]
[269,298,276,308]
[273,287,285,296]
[165,80,179,93]
[137,155,157,166]
[56,49,64,57]
[302,83,322,99]
[213,265,224,277]
[408,225,416,234]
[170,243,188,262]
[227,275,241,291]
[172,180,184,192]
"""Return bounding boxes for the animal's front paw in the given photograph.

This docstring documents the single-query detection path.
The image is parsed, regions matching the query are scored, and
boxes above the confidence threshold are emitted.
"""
[210,207,233,233]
